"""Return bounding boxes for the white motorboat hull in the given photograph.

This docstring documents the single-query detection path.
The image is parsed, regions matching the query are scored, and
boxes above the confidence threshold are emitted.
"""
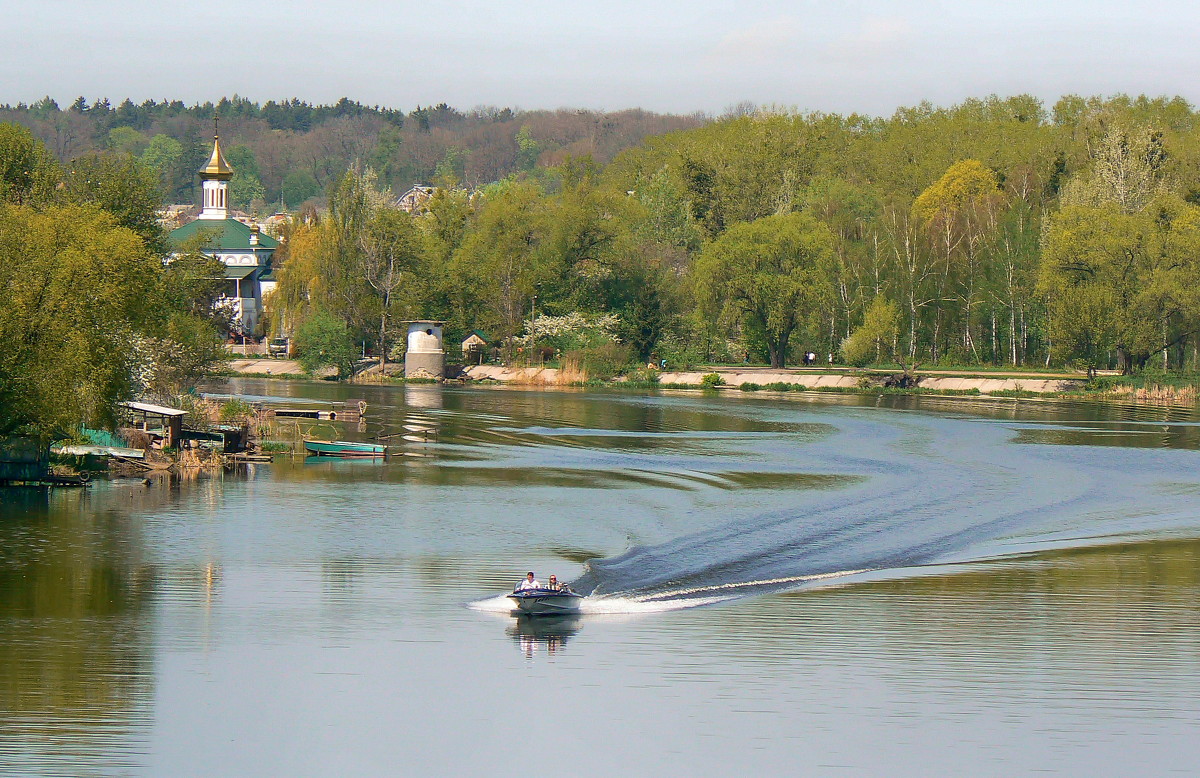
[507,589,583,615]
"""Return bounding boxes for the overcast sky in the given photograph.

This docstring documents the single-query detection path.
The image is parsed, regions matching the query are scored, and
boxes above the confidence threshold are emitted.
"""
[6,0,1199,116]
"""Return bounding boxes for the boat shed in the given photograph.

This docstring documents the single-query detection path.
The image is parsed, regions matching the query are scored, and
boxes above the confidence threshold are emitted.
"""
[120,401,187,448]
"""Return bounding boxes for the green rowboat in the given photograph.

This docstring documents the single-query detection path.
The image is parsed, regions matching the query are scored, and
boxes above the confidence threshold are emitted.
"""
[303,439,387,457]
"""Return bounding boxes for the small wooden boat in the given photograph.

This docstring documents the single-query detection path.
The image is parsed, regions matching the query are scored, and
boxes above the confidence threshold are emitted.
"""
[303,439,387,458]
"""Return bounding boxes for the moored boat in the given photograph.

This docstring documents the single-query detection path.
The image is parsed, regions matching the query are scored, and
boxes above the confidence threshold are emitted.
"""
[303,439,387,458]
[507,587,584,615]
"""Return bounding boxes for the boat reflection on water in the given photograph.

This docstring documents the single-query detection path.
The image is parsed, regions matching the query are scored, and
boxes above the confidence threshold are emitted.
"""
[507,614,582,659]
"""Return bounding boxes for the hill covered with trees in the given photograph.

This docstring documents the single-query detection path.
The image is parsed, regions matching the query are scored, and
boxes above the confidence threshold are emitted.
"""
[0,96,703,211]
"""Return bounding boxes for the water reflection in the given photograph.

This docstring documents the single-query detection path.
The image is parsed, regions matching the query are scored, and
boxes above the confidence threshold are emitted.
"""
[507,614,582,660]
[0,485,158,774]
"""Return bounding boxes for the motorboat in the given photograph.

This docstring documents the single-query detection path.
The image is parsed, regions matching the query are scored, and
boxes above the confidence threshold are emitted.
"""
[507,586,584,615]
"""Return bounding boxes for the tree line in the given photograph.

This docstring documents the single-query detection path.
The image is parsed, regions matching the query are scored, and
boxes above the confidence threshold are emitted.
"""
[275,93,1200,377]
[0,96,701,213]
[4,91,1200,437]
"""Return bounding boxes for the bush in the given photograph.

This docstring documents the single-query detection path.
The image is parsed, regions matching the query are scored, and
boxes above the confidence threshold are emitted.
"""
[625,367,661,385]
[295,311,358,379]
[565,342,632,380]
[701,372,724,388]
[1085,375,1119,392]
[218,398,254,422]
[739,382,762,391]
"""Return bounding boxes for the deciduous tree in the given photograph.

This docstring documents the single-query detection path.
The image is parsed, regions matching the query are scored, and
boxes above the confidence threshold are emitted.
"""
[695,212,835,368]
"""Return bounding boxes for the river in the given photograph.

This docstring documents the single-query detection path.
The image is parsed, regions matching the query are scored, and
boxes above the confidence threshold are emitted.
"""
[2,381,1199,775]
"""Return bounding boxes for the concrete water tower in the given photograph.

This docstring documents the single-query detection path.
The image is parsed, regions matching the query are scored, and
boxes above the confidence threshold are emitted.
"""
[404,321,445,379]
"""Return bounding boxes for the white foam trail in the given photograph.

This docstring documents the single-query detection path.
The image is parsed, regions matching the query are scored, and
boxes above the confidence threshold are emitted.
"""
[468,568,869,617]
[631,568,872,601]
[466,592,731,616]
[579,594,732,614]
[466,594,518,613]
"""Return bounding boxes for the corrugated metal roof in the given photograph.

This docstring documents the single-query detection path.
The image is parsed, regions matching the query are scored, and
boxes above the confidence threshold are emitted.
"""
[223,265,256,280]
[120,401,187,417]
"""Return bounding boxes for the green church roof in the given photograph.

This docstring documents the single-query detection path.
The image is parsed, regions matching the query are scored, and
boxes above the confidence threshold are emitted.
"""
[169,218,279,252]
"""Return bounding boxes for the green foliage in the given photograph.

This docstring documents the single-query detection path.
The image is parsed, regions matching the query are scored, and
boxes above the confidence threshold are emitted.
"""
[218,398,254,421]
[739,382,762,391]
[1039,196,1200,372]
[695,211,835,368]
[841,296,900,366]
[516,125,539,171]
[700,372,724,387]
[0,123,59,206]
[624,367,660,384]
[107,126,147,156]
[8,93,1195,388]
[0,203,162,436]
[295,311,359,379]
[61,152,166,253]
[0,127,233,436]
[226,145,266,209]
[139,134,182,192]
[274,166,415,362]
[281,169,321,208]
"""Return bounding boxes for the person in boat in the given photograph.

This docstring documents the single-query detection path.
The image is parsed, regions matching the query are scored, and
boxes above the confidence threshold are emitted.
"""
[516,572,541,590]
[548,575,573,593]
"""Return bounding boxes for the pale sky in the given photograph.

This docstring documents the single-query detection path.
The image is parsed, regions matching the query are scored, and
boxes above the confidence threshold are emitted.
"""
[5,0,1199,116]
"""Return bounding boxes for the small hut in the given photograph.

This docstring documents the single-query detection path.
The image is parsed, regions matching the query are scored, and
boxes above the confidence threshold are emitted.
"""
[461,330,491,365]
[120,401,186,448]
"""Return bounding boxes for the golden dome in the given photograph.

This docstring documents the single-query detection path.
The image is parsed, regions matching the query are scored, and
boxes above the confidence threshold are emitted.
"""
[199,134,233,180]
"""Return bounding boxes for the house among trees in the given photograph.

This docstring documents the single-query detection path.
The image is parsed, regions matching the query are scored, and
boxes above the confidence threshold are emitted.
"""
[396,185,435,213]
[168,128,278,336]
[461,330,491,364]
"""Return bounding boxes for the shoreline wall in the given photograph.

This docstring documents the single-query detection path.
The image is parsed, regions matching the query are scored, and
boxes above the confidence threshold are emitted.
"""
[462,365,1082,394]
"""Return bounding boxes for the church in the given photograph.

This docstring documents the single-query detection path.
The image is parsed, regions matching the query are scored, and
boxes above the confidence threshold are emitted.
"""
[168,128,278,337]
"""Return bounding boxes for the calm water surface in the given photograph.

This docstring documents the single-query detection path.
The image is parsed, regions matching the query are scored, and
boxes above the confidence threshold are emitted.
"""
[2,383,1200,775]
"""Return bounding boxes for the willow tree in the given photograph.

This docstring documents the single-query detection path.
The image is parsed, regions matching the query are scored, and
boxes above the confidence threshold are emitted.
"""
[695,211,835,368]
[1039,196,1200,373]
[0,204,163,436]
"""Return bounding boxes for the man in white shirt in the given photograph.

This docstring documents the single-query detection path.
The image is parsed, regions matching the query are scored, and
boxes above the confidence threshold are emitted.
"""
[517,571,540,590]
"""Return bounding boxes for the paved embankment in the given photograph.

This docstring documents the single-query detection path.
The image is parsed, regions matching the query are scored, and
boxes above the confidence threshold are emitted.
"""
[463,365,1083,394]
[228,358,305,374]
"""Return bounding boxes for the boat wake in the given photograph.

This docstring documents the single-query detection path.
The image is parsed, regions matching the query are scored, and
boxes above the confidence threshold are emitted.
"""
[474,398,1200,619]
[562,406,1200,609]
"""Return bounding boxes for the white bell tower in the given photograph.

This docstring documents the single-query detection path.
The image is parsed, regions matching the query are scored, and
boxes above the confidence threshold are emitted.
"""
[197,118,233,220]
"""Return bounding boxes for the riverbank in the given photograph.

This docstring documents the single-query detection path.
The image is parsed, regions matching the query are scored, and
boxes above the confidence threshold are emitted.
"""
[223,359,1200,403]
[462,364,1084,395]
